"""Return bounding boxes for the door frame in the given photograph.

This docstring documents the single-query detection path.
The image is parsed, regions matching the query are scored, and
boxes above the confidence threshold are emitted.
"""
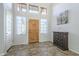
[28,19,39,43]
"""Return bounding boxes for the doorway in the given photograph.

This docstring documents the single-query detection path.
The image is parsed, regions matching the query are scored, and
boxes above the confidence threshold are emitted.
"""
[29,19,39,43]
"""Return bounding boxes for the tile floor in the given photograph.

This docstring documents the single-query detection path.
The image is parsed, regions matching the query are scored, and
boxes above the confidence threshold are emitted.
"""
[4,41,79,56]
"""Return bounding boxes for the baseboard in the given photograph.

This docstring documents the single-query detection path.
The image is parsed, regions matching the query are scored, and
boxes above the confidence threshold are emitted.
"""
[69,49,79,54]
[13,43,28,46]
[39,40,50,42]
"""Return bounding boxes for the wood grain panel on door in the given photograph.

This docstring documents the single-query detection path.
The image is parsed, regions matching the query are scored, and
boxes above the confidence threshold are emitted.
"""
[29,19,39,43]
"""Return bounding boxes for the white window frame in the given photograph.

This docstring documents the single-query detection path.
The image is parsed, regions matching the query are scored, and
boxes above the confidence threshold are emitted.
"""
[16,16,26,35]
[15,3,27,35]
[40,18,48,33]
[29,4,39,14]
[16,3,27,13]
[40,7,47,15]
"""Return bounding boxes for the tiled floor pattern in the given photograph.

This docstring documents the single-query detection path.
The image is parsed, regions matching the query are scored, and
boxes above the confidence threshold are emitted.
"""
[4,41,79,56]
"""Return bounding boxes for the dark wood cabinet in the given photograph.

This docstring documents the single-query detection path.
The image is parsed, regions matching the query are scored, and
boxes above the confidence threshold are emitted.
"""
[53,32,68,51]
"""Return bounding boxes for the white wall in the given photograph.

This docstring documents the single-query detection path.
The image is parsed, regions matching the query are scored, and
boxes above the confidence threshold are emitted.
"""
[4,3,13,52]
[0,3,13,56]
[13,3,52,45]
[0,3,5,55]
[52,3,79,54]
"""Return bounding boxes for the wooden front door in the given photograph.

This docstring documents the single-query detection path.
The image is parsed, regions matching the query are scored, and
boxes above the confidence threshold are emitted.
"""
[29,19,39,43]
